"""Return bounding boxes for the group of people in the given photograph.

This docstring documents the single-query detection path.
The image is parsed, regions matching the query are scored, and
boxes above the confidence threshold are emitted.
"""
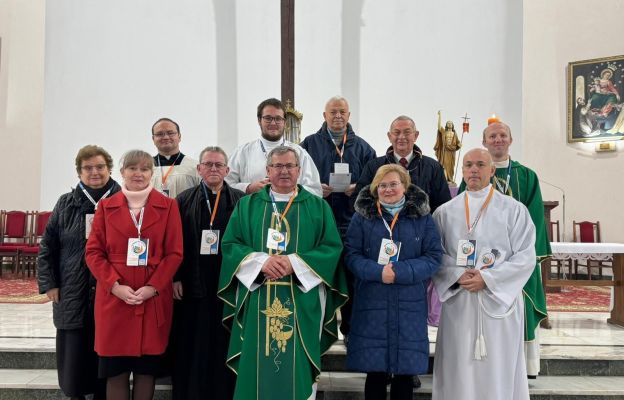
[37,96,550,400]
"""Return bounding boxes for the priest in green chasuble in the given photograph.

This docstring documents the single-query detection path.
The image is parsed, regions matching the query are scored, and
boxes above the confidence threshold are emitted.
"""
[460,121,549,378]
[218,146,347,400]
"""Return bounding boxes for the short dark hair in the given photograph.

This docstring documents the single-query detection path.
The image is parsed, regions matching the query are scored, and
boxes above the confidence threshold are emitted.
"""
[257,98,286,119]
[151,118,180,135]
[75,145,114,174]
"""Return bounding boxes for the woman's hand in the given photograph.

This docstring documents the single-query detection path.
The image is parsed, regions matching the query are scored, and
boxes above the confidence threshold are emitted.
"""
[111,283,143,305]
[382,263,395,284]
[135,285,158,302]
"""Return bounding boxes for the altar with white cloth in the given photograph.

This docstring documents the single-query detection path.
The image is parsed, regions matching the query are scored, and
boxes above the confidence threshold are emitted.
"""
[544,242,624,327]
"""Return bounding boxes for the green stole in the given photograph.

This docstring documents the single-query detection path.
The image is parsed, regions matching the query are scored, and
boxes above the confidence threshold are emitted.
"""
[218,186,347,399]
[459,160,549,341]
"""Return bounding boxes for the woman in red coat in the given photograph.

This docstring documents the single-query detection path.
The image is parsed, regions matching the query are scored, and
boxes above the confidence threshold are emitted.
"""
[86,150,183,400]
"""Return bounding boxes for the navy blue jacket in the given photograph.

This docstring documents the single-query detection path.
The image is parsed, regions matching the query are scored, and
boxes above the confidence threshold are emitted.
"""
[344,185,442,375]
[355,145,451,213]
[301,122,376,236]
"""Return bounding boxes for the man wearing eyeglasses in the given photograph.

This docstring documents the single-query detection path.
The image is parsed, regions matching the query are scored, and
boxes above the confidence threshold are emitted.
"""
[356,115,451,213]
[150,117,200,198]
[225,98,322,197]
[219,146,347,400]
[171,146,244,400]
[300,96,376,341]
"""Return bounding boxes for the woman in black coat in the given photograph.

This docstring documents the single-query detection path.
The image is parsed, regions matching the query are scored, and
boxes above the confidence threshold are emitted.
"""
[38,145,121,400]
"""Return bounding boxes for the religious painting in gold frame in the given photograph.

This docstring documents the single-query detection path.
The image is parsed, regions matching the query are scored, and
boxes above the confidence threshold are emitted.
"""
[567,55,624,143]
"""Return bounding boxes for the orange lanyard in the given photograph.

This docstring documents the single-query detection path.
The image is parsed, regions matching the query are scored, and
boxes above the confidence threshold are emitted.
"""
[270,189,298,230]
[334,133,347,162]
[377,202,400,241]
[161,164,175,185]
[201,183,221,229]
[157,153,181,186]
[464,186,495,235]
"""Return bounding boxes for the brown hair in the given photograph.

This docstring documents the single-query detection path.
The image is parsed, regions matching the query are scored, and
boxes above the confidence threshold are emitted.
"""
[75,145,114,174]
[119,149,154,171]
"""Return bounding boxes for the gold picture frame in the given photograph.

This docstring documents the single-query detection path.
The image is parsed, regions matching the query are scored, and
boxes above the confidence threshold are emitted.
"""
[567,55,624,143]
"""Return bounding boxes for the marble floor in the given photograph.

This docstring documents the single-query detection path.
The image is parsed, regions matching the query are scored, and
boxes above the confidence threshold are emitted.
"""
[2,304,624,397]
[1,303,624,355]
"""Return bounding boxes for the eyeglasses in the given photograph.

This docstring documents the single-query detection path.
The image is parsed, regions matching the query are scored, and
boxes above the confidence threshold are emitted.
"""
[81,164,108,173]
[389,131,415,138]
[268,163,299,171]
[153,131,178,139]
[377,182,402,191]
[199,161,227,169]
[261,116,285,124]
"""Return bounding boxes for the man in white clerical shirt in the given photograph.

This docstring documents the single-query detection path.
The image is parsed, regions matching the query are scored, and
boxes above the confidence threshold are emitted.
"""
[150,117,200,198]
[431,148,536,400]
[225,98,322,197]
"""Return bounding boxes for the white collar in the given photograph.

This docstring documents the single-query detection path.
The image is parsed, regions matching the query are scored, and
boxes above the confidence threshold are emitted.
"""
[493,157,510,168]
[270,188,295,201]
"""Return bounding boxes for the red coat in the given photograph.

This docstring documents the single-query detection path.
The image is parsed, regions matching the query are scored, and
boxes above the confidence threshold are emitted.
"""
[86,189,183,356]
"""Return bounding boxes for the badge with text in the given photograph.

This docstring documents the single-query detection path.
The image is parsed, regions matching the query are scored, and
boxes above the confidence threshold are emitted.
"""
[266,228,287,252]
[127,238,149,266]
[85,214,94,239]
[377,238,401,265]
[479,248,501,270]
[334,163,350,174]
[200,229,220,255]
[456,239,477,267]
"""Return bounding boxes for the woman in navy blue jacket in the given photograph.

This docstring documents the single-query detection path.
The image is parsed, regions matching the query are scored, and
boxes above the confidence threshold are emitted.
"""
[345,164,442,400]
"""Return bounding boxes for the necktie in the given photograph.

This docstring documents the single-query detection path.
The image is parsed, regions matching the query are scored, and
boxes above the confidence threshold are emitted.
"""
[399,157,408,169]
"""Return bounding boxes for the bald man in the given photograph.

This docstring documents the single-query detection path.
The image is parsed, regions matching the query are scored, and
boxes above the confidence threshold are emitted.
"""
[432,149,535,400]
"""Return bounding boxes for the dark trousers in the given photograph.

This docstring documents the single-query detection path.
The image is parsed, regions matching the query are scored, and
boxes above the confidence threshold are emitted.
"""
[365,372,413,400]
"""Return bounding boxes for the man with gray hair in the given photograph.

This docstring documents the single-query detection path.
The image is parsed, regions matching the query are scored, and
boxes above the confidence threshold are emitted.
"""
[301,96,376,339]
[219,145,347,399]
[432,148,535,400]
[356,115,450,213]
[171,146,244,400]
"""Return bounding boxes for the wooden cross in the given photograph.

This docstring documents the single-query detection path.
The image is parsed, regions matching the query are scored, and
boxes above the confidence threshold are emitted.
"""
[281,0,295,107]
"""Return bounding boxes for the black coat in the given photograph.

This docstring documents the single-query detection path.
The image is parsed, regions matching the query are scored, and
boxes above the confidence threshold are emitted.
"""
[355,145,451,212]
[301,122,376,237]
[175,182,245,298]
[38,180,121,329]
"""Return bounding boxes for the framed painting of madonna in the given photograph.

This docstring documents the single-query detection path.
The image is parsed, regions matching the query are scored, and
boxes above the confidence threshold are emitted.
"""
[567,55,624,143]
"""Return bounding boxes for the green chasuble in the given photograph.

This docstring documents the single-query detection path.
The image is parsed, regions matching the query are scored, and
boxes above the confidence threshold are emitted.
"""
[459,160,549,341]
[218,185,348,400]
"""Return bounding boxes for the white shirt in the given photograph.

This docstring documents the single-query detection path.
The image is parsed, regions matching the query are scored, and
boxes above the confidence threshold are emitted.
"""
[225,138,322,197]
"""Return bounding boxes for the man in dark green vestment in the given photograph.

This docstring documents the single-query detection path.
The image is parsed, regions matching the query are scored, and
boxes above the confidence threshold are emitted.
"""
[218,146,348,400]
[460,121,549,378]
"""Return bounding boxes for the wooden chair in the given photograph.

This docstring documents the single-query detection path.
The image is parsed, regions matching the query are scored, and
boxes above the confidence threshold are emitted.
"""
[19,211,52,278]
[0,210,31,276]
[572,220,608,280]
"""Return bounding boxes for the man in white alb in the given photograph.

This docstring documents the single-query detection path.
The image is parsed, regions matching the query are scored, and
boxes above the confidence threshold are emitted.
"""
[225,98,322,197]
[150,117,200,198]
[432,148,535,400]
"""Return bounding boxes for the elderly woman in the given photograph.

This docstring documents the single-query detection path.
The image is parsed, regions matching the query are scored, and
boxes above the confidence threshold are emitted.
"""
[86,150,183,400]
[38,145,121,400]
[345,164,442,400]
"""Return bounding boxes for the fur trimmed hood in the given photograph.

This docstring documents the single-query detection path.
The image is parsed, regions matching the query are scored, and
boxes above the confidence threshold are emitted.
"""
[354,184,430,219]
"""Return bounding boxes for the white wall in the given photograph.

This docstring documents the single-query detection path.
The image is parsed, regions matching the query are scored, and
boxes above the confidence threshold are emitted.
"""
[38,0,522,209]
[0,0,45,211]
[523,0,624,242]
